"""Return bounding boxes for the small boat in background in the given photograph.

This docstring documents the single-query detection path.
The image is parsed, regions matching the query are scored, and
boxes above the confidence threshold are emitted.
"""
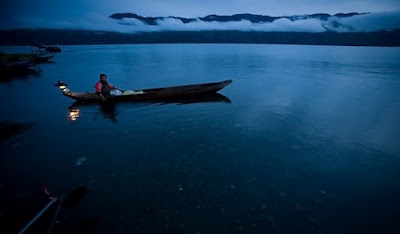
[45,46,61,52]
[56,80,233,102]
[0,52,50,81]
[34,44,62,52]
[3,59,35,70]
[0,59,38,81]
[32,53,54,63]
[1,52,54,65]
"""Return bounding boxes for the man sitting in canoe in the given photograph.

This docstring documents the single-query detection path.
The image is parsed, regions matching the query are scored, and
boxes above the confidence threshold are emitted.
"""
[95,73,123,100]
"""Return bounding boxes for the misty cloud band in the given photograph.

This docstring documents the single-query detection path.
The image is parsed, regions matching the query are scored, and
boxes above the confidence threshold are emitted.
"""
[4,11,400,33]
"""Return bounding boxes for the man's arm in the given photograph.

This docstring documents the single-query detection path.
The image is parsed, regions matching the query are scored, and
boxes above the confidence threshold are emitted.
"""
[97,92,107,101]
[95,82,107,100]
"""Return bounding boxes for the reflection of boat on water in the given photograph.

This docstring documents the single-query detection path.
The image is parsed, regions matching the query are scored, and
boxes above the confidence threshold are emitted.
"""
[0,122,35,142]
[0,52,54,67]
[68,102,117,123]
[56,80,232,103]
[69,92,231,107]
[0,63,40,82]
[67,93,231,123]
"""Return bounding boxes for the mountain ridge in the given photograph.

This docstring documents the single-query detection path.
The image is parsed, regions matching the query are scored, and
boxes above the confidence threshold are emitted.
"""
[2,12,399,46]
[109,12,367,25]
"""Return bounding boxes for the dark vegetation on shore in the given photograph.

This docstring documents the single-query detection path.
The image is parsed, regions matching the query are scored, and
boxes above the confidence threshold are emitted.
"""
[1,29,400,47]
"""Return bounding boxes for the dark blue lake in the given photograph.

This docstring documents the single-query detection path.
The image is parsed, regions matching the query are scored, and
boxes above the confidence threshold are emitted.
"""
[1,44,400,233]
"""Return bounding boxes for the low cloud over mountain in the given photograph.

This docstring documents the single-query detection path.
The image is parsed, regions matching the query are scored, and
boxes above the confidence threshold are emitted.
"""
[3,11,400,33]
[108,11,400,33]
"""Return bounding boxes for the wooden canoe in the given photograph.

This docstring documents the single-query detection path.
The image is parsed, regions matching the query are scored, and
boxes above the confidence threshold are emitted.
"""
[33,54,54,63]
[60,80,232,102]
[3,59,35,70]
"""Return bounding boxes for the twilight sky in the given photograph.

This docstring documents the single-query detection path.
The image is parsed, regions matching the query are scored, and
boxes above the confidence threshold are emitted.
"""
[1,0,399,30]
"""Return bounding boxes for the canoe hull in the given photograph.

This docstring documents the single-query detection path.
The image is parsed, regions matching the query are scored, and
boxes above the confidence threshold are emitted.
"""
[62,80,232,102]
[33,54,54,63]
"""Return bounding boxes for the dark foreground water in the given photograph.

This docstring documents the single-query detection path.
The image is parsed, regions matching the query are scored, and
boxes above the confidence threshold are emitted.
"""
[1,44,400,233]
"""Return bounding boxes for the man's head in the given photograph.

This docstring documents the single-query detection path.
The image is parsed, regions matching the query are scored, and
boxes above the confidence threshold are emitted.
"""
[100,73,107,82]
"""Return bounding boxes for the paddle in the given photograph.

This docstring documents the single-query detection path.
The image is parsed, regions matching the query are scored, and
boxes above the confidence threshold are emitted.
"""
[18,185,88,233]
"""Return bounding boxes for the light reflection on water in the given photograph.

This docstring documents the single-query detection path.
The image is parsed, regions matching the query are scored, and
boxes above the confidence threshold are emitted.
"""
[68,108,80,121]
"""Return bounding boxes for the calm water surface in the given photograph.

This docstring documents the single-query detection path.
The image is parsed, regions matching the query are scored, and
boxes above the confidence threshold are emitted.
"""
[1,44,400,233]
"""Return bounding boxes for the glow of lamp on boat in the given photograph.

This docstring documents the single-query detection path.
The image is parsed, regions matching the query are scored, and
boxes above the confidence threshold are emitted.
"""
[58,85,70,93]
[69,108,80,121]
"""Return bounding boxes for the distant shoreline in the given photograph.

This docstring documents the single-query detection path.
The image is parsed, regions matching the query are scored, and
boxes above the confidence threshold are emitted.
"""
[1,29,400,47]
